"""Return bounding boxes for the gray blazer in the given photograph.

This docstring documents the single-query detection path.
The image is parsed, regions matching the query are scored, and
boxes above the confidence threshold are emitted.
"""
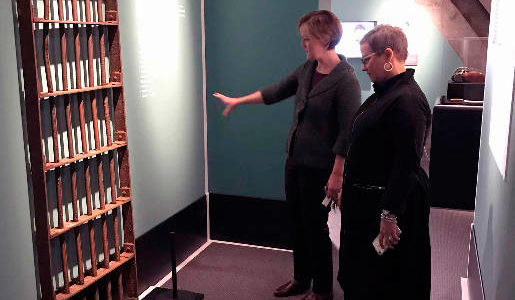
[260,56,361,170]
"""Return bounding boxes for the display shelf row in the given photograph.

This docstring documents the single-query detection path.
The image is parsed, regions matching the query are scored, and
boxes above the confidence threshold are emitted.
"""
[50,196,130,239]
[55,252,134,300]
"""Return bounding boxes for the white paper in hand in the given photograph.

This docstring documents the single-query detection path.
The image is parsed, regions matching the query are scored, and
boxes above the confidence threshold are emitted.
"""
[322,196,332,207]
[327,207,341,249]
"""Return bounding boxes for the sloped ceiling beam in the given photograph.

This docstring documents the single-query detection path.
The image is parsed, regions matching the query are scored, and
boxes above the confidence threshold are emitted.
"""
[450,0,490,37]
[478,0,491,13]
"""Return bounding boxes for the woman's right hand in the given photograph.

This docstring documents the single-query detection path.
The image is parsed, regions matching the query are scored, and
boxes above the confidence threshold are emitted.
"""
[213,92,240,116]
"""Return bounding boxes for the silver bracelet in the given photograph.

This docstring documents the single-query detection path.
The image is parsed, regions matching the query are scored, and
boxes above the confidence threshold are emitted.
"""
[380,210,397,222]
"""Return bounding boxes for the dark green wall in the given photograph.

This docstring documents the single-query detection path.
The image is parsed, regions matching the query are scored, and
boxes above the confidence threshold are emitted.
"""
[206,0,318,200]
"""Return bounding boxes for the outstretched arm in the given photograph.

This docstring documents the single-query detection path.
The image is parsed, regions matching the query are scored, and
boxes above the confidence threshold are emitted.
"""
[213,91,264,116]
[214,62,303,116]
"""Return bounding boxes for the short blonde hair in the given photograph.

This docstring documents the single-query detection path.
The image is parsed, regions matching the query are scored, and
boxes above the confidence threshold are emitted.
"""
[360,24,408,61]
[298,10,342,50]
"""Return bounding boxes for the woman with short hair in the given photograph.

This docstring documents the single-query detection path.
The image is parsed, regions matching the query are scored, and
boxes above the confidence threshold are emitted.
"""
[337,24,432,300]
[214,10,361,300]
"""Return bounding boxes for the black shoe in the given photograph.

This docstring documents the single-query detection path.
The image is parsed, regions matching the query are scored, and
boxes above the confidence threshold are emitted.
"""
[273,280,310,297]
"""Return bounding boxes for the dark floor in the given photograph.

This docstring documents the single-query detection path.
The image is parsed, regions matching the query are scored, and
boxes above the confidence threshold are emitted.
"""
[160,242,339,300]
[143,207,473,300]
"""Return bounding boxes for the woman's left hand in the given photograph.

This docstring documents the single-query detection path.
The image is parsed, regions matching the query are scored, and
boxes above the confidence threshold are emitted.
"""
[379,218,402,250]
[326,173,343,205]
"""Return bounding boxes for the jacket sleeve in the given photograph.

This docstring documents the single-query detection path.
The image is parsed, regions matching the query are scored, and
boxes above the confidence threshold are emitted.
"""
[332,70,361,157]
[380,95,429,216]
[260,65,301,105]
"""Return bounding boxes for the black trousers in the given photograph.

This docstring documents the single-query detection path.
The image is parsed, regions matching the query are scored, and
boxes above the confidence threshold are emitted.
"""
[337,169,431,300]
[285,158,332,294]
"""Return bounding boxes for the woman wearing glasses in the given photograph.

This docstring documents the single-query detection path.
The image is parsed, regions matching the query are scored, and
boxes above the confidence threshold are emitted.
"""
[214,10,360,300]
[337,25,431,300]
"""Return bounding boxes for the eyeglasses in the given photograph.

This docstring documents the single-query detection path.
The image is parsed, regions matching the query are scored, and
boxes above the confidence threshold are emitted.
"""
[361,52,377,65]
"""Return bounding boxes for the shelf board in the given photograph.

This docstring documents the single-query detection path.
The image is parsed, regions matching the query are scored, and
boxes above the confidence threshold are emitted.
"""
[39,82,122,99]
[55,252,134,300]
[45,141,127,171]
[33,18,119,26]
[49,197,131,239]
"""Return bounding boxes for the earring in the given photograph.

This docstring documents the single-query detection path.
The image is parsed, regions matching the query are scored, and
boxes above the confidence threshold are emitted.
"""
[384,62,393,72]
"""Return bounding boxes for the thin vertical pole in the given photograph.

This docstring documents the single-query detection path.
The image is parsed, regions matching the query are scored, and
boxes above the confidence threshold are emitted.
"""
[102,215,109,268]
[73,27,82,89]
[97,155,106,209]
[43,23,53,93]
[72,0,82,90]
[123,202,137,298]
[61,237,70,293]
[87,29,95,87]
[116,270,123,300]
[50,98,60,163]
[85,160,93,215]
[98,154,110,269]
[58,0,68,91]
[85,0,92,22]
[78,96,89,154]
[97,155,110,270]
[98,0,107,85]
[89,220,98,277]
[109,151,116,204]
[56,169,64,229]
[97,0,105,22]
[43,0,53,92]
[85,0,95,88]
[71,165,79,221]
[65,96,75,158]
[90,287,100,300]
[43,0,50,19]
[75,227,85,285]
[104,93,113,146]
[90,92,101,149]
[112,208,120,261]
[71,0,79,21]
[106,277,113,300]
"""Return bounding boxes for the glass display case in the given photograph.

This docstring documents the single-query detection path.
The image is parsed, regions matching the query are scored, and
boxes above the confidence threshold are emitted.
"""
[448,37,488,73]
[444,37,488,104]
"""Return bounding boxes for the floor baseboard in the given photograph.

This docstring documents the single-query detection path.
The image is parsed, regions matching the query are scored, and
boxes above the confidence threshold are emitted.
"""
[209,193,292,250]
[136,196,207,294]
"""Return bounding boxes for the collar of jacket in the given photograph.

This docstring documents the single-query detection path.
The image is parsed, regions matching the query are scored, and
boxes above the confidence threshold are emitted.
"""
[372,68,416,96]
[303,54,352,99]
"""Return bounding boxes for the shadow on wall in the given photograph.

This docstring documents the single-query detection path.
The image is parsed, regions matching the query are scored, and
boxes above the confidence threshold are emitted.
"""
[10,0,41,297]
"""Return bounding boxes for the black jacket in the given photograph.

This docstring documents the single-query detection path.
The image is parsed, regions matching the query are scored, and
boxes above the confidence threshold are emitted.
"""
[344,68,431,216]
[338,69,432,299]
[260,55,361,170]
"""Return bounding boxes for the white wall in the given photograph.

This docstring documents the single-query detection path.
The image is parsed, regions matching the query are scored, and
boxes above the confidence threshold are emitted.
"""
[0,1,38,299]
[118,0,206,237]
[473,0,515,299]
